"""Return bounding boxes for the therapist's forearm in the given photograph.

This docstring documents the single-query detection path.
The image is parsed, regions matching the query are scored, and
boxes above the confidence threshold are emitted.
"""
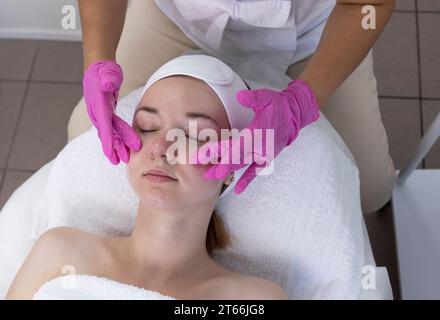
[297,0,395,107]
[78,0,128,71]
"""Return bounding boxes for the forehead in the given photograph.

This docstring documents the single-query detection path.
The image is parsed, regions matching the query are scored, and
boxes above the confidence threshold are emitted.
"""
[137,75,230,128]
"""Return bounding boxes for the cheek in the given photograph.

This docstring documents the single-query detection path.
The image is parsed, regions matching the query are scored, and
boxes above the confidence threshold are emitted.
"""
[186,163,223,195]
[127,149,141,171]
[172,142,224,192]
[126,158,137,190]
[126,151,144,191]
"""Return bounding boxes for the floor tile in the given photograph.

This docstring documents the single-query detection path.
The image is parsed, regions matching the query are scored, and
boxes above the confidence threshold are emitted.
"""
[418,13,440,99]
[0,170,34,212]
[0,81,27,168]
[395,0,415,11]
[422,100,440,168]
[418,0,440,11]
[373,12,419,97]
[379,98,422,170]
[31,40,83,83]
[0,39,37,80]
[8,82,82,171]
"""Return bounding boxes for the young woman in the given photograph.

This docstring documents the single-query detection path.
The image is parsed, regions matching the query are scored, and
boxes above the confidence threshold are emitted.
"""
[6,55,288,300]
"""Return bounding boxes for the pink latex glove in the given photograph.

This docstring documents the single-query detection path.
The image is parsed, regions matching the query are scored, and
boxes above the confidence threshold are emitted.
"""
[83,60,141,165]
[191,79,320,195]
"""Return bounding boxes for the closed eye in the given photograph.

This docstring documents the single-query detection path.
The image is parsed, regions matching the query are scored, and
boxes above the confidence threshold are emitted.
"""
[138,128,205,143]
[187,135,206,143]
[137,128,156,134]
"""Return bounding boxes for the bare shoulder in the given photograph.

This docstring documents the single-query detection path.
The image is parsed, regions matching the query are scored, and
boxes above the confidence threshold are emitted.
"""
[38,226,89,246]
[5,227,103,299]
[35,227,100,261]
[36,227,112,272]
[21,226,93,273]
[209,273,288,300]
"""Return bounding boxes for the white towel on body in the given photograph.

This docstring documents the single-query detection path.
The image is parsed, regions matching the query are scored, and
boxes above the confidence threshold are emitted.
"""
[33,275,176,300]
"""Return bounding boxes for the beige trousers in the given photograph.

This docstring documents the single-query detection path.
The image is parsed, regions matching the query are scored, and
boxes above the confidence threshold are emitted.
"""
[68,0,396,213]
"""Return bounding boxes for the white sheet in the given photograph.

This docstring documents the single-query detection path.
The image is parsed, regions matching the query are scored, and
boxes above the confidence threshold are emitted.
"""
[0,160,54,298]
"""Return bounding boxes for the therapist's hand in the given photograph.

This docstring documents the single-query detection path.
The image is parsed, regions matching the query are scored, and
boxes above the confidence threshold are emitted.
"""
[83,60,141,164]
[191,80,320,195]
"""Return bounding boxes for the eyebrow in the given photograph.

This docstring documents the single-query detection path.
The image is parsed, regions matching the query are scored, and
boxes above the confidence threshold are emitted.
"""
[135,105,220,126]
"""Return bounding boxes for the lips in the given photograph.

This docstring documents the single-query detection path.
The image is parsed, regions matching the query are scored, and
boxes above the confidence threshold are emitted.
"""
[144,169,177,181]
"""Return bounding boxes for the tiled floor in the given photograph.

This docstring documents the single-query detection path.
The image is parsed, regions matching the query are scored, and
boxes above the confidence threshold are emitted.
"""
[0,0,439,299]
[0,40,83,209]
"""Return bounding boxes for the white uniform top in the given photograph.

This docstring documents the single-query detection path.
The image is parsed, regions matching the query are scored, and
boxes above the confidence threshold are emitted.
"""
[152,0,336,90]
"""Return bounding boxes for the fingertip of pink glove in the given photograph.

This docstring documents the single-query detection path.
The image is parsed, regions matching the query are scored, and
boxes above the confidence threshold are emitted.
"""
[214,164,232,180]
[124,130,142,153]
[101,136,119,165]
[204,165,217,179]
[114,138,129,164]
[236,90,254,107]
[234,182,245,195]
[131,137,142,152]
[108,151,120,165]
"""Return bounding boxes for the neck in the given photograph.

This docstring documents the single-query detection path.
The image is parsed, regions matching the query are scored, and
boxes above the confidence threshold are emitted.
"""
[126,198,219,286]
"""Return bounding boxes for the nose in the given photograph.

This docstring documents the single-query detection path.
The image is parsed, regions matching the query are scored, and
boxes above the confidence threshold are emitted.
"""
[147,131,176,161]
[148,136,168,159]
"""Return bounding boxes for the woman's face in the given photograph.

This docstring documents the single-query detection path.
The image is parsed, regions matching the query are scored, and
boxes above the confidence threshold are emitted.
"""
[127,75,231,209]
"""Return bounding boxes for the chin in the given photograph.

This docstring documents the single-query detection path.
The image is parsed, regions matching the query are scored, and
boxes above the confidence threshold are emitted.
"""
[138,187,180,207]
